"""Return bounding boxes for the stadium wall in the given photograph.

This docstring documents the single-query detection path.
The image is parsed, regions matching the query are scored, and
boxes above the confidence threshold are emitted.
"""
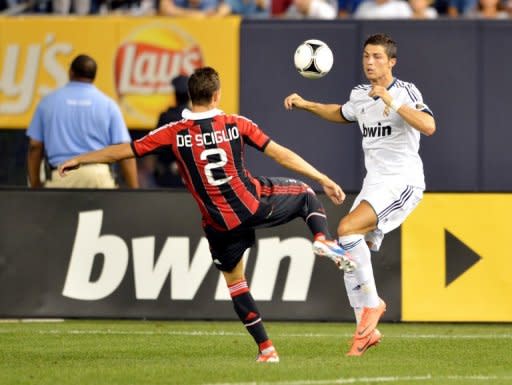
[0,189,400,321]
[1,189,511,322]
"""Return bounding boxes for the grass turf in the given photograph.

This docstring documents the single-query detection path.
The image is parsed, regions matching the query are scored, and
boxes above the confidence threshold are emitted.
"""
[0,320,511,385]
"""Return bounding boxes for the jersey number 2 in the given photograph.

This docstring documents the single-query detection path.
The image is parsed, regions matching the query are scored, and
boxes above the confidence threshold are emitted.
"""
[200,148,233,186]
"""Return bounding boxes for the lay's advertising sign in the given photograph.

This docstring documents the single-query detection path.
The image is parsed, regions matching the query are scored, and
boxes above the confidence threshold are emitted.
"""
[0,17,240,129]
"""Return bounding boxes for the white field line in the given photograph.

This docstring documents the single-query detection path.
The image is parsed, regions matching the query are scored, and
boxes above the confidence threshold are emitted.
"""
[0,318,65,323]
[203,375,433,385]
[0,328,511,340]
[202,374,512,385]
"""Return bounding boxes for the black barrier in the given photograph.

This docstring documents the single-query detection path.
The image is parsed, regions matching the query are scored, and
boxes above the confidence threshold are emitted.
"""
[0,189,400,321]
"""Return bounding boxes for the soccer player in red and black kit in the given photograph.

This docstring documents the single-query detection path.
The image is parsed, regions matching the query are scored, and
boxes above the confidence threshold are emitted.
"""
[59,66,354,363]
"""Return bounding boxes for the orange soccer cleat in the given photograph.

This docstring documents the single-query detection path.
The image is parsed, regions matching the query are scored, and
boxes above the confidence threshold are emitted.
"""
[346,328,382,356]
[355,298,386,339]
[256,347,280,363]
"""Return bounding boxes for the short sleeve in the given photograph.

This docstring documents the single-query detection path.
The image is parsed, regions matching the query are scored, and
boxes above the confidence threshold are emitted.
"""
[341,91,357,122]
[238,117,271,152]
[108,100,131,144]
[400,83,434,116]
[26,101,45,142]
[132,125,174,157]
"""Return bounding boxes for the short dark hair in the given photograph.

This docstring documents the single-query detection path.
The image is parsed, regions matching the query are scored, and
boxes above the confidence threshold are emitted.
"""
[188,67,220,106]
[70,54,97,81]
[364,34,397,59]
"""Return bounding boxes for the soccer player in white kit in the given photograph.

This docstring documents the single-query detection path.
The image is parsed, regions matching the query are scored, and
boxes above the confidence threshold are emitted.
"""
[284,33,436,356]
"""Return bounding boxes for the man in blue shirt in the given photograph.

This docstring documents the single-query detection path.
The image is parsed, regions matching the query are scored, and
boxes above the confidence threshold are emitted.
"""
[26,54,138,188]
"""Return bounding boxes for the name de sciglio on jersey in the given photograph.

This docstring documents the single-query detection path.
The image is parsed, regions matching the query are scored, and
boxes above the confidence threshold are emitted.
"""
[177,126,240,147]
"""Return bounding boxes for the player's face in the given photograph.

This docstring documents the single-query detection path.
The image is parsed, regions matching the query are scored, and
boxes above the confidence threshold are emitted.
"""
[363,44,396,82]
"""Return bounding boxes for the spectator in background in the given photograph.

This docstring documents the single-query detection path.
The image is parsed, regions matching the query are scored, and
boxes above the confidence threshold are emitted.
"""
[408,0,438,17]
[354,0,412,18]
[271,0,292,16]
[0,0,22,14]
[97,0,156,15]
[52,0,91,14]
[156,75,190,129]
[158,0,221,16]
[217,0,270,17]
[285,0,337,18]
[29,0,52,12]
[26,54,138,189]
[338,0,363,17]
[467,0,508,17]
[152,75,190,187]
[447,0,476,16]
[1,0,101,14]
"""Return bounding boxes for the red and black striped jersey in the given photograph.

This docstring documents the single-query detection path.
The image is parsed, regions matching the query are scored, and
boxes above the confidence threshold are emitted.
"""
[132,108,271,231]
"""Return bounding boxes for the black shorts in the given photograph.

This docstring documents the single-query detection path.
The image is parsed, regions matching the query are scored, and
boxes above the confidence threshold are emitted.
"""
[204,176,314,272]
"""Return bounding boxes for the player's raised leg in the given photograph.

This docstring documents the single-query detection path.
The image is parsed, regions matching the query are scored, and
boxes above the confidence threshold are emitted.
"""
[301,184,356,272]
[254,176,354,271]
[313,238,356,273]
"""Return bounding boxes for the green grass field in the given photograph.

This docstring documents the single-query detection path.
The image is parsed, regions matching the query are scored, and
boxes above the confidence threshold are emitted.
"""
[1,320,511,385]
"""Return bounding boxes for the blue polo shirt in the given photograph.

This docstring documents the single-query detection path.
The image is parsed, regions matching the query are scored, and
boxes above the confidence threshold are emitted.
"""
[27,81,131,167]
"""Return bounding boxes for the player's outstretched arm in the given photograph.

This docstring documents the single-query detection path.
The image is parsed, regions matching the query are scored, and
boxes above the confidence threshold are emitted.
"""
[264,140,346,205]
[283,93,349,123]
[58,143,135,177]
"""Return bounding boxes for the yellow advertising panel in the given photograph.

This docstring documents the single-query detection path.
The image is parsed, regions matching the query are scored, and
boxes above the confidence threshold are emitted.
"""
[402,194,512,321]
[0,16,240,129]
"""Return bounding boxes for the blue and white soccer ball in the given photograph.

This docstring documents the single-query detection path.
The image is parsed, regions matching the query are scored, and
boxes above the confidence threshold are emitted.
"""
[294,39,334,79]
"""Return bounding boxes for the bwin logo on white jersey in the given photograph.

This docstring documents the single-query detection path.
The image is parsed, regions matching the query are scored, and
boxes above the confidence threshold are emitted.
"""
[362,123,392,138]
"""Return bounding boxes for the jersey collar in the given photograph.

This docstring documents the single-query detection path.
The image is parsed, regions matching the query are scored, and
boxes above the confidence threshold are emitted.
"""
[68,81,94,88]
[182,108,223,120]
[387,77,397,90]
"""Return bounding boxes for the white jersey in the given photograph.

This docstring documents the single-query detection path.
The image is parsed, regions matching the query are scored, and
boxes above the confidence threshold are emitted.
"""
[341,78,432,189]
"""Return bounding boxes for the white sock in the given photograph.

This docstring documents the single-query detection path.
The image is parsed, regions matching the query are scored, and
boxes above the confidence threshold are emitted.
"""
[354,307,363,324]
[339,234,380,309]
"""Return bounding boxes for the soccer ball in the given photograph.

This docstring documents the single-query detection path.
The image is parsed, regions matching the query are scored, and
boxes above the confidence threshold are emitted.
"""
[294,39,334,79]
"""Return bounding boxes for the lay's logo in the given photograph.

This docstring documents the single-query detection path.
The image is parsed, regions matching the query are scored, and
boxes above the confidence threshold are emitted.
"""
[114,24,204,125]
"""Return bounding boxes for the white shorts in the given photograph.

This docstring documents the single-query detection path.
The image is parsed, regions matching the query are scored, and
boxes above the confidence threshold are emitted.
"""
[351,182,423,251]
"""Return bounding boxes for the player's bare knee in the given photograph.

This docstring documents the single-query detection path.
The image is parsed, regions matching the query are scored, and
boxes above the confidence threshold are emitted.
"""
[337,218,353,236]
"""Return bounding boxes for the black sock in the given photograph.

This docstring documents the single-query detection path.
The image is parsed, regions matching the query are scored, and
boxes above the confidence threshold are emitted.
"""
[228,279,269,346]
[304,192,333,239]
